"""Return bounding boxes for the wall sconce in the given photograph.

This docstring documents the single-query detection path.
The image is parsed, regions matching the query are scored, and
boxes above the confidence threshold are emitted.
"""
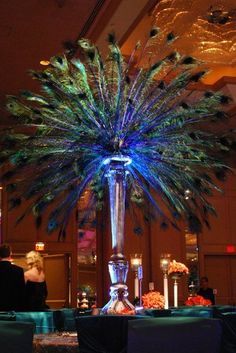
[160,253,171,309]
[35,242,45,251]
[130,253,143,307]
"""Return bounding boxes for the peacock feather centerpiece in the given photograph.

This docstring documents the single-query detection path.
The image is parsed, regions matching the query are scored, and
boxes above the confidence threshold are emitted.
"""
[0,29,235,313]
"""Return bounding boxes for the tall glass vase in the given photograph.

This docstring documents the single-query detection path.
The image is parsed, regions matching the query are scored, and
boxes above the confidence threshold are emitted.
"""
[102,156,135,314]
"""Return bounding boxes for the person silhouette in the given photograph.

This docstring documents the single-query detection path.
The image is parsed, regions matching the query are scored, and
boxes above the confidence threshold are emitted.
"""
[0,243,26,311]
[24,251,48,311]
[197,276,215,305]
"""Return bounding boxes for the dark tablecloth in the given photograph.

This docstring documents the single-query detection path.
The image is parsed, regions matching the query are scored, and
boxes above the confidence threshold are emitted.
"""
[213,309,236,353]
[76,315,146,353]
[144,309,171,317]
[127,317,222,353]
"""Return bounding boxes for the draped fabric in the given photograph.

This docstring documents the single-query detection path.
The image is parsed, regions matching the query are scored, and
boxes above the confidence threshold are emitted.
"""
[170,306,213,318]
[213,308,236,353]
[0,306,235,353]
[53,308,83,332]
[15,311,55,333]
[144,309,171,317]
[127,317,222,353]
[0,311,16,320]
[76,315,146,353]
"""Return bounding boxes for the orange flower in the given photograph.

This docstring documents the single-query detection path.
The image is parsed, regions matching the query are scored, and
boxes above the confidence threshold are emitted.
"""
[185,295,212,306]
[107,307,136,315]
[142,291,165,309]
[168,260,189,275]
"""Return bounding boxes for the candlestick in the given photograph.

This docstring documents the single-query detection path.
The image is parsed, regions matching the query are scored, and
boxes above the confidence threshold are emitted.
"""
[149,282,154,291]
[130,254,143,307]
[163,274,169,309]
[174,279,178,307]
[134,277,139,298]
[160,253,171,309]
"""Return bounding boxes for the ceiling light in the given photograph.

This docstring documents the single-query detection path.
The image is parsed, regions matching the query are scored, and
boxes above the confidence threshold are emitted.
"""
[40,60,50,66]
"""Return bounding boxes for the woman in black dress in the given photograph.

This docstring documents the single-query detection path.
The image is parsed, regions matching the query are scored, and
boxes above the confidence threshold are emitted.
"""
[24,251,48,311]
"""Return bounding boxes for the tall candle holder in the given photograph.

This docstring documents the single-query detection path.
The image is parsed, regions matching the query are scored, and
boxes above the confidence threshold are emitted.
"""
[168,260,189,307]
[171,273,182,307]
[130,254,143,307]
[160,253,171,309]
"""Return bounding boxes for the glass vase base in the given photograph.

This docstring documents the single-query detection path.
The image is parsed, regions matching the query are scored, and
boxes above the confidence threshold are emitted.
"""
[101,286,135,315]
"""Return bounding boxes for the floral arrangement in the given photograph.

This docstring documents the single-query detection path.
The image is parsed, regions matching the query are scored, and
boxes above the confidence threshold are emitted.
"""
[108,308,135,315]
[185,295,212,306]
[168,260,189,275]
[142,291,165,309]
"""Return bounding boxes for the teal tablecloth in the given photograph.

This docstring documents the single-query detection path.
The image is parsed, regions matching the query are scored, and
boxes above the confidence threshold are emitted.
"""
[170,306,213,318]
[16,311,55,333]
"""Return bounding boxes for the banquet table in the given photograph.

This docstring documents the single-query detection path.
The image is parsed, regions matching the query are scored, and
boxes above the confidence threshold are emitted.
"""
[1,306,235,353]
[33,332,79,353]
[76,314,224,353]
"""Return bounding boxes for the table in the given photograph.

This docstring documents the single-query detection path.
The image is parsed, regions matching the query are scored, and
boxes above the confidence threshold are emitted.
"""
[33,332,78,353]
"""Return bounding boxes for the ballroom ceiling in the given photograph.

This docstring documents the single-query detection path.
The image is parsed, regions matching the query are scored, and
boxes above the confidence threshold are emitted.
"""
[122,0,236,85]
[0,0,156,121]
[1,1,236,97]
[0,0,235,123]
[0,0,97,111]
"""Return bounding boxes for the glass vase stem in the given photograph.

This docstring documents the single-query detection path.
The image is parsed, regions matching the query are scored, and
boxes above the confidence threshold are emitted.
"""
[102,157,134,314]
[107,164,126,258]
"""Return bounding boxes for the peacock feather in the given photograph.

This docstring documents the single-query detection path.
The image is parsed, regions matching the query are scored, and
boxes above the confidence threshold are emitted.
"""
[0,29,235,238]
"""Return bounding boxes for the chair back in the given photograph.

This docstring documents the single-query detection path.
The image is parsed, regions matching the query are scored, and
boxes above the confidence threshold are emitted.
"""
[0,311,16,321]
[127,317,222,353]
[213,309,236,353]
[0,320,34,353]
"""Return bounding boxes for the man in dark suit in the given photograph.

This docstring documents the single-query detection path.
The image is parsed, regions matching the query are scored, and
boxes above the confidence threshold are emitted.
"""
[0,243,26,311]
[197,276,215,305]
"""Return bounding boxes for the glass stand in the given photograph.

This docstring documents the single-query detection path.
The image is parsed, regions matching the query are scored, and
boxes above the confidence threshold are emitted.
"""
[101,156,135,314]
[171,273,182,308]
